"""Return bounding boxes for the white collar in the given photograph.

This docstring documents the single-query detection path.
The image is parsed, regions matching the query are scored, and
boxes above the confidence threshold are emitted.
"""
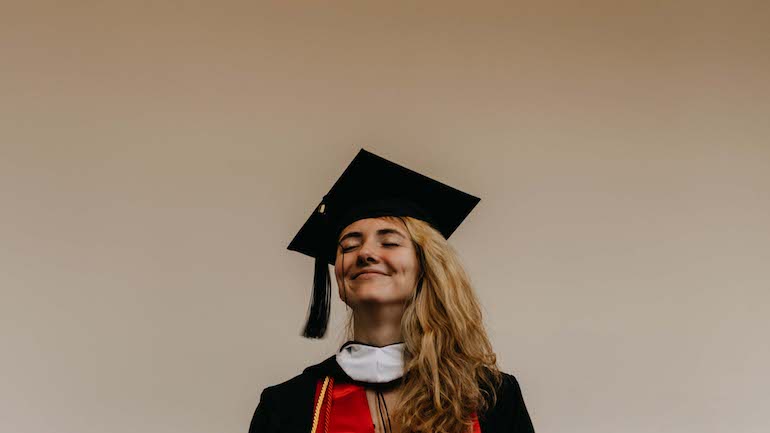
[335,341,405,384]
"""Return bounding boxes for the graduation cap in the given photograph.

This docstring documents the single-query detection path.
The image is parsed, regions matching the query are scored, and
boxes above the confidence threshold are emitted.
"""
[288,149,481,338]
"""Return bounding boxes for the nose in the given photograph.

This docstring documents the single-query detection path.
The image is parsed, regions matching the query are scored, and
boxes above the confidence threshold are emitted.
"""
[356,241,380,265]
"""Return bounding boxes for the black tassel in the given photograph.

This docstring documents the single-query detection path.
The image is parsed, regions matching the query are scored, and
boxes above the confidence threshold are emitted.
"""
[302,255,332,338]
[301,199,332,338]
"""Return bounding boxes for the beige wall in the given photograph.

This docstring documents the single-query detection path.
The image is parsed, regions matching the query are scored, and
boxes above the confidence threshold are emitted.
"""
[2,1,769,432]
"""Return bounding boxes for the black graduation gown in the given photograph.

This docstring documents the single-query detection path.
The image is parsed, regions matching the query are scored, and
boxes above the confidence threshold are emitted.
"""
[248,355,535,433]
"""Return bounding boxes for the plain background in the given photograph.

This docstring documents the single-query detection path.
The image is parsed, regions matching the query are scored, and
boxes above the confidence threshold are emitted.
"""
[2,1,769,432]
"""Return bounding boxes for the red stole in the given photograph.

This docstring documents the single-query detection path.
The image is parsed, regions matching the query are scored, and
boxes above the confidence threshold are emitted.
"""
[311,377,481,433]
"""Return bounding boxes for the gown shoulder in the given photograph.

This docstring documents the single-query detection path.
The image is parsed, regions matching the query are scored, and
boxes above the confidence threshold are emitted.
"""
[248,356,337,433]
[478,372,535,433]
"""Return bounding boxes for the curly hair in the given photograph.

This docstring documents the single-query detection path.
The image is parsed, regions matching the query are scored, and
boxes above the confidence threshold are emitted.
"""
[344,216,502,433]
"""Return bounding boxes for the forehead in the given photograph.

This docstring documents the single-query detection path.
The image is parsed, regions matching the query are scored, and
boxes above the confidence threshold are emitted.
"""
[338,217,406,237]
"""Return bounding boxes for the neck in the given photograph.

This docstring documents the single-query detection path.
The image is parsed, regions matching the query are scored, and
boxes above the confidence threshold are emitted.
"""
[352,303,404,347]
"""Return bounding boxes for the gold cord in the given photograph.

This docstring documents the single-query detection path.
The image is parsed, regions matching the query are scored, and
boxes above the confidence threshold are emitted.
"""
[310,376,330,433]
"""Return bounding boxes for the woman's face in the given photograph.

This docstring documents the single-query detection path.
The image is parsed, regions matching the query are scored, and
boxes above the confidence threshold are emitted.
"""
[334,217,421,307]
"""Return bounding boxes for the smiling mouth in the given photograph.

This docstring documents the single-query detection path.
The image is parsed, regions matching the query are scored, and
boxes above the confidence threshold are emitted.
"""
[353,271,386,279]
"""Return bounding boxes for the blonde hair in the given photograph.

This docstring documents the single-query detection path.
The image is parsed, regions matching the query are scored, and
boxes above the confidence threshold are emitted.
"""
[345,216,501,433]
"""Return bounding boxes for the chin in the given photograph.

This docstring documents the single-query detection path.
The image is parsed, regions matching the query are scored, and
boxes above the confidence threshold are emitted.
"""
[349,284,400,304]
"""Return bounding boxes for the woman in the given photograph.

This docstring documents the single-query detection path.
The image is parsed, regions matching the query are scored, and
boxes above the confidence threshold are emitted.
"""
[249,149,534,433]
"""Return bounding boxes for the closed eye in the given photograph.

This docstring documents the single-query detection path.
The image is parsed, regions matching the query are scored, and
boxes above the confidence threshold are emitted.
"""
[340,243,399,253]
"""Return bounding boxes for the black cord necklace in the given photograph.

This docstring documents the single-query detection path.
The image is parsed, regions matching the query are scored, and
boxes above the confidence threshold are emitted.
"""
[374,389,393,433]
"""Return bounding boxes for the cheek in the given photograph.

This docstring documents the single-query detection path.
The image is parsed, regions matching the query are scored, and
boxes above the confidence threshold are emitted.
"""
[393,257,420,282]
[334,259,345,278]
[333,256,342,283]
[334,253,355,285]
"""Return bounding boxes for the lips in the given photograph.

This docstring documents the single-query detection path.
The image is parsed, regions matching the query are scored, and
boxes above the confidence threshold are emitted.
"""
[353,270,387,279]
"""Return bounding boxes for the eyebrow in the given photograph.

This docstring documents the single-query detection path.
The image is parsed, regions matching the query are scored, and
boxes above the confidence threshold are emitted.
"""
[338,228,406,243]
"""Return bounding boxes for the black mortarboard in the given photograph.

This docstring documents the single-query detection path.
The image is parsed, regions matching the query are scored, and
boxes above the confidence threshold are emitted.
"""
[288,149,481,338]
